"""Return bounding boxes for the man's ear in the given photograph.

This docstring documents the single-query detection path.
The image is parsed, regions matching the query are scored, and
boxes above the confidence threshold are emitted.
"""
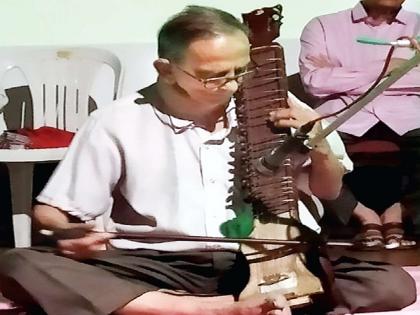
[153,58,176,84]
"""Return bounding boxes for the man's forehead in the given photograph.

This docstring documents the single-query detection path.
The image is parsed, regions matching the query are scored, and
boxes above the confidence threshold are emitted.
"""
[188,33,249,51]
[183,34,250,63]
[186,55,250,76]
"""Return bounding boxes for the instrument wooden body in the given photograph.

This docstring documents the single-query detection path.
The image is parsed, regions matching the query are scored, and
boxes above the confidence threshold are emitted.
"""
[235,5,323,307]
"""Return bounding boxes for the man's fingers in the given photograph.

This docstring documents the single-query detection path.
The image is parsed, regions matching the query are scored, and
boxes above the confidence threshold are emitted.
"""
[272,119,300,129]
[269,108,291,121]
[57,232,112,260]
[61,232,112,246]
[269,108,301,129]
[67,222,96,230]
[266,309,291,315]
[286,92,310,109]
[269,92,320,129]
[57,232,112,252]
[263,293,290,315]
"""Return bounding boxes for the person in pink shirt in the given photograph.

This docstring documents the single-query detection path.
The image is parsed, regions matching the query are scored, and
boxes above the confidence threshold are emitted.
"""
[299,0,420,249]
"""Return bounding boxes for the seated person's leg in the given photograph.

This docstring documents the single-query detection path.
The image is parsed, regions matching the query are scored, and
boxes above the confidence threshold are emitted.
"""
[351,202,384,249]
[115,291,289,315]
[381,203,416,249]
[321,185,384,250]
[0,248,148,315]
[321,185,358,227]
[324,166,415,249]
[401,127,420,236]
[330,256,416,314]
[0,248,289,315]
[325,123,415,249]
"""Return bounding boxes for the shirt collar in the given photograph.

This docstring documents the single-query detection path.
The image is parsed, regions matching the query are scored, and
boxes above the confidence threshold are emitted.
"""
[152,99,236,138]
[393,8,410,25]
[136,85,236,136]
[351,1,408,25]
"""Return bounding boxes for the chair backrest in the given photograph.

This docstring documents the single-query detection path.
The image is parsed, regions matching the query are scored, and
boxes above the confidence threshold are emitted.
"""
[2,47,122,132]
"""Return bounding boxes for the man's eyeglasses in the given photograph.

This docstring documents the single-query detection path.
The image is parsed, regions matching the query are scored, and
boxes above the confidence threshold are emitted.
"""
[174,65,254,89]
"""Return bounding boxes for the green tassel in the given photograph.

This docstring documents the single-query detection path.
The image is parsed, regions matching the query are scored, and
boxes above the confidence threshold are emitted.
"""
[356,36,390,45]
[220,206,254,238]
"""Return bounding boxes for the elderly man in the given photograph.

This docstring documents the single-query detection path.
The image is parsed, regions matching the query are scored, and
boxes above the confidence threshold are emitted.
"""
[0,5,415,315]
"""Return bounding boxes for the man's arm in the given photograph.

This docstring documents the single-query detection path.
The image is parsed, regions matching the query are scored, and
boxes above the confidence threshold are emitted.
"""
[299,18,390,98]
[358,58,420,95]
[300,18,420,97]
[34,203,112,259]
[269,93,346,199]
[32,112,121,258]
[306,130,345,200]
[34,204,81,229]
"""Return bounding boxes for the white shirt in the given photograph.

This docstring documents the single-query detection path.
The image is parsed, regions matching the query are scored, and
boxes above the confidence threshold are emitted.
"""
[37,90,352,251]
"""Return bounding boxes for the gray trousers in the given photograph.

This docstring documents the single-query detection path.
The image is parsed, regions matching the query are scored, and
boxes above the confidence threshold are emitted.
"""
[0,247,416,315]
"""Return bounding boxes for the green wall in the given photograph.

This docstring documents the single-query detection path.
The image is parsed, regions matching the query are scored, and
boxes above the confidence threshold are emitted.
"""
[0,0,389,46]
[0,0,418,46]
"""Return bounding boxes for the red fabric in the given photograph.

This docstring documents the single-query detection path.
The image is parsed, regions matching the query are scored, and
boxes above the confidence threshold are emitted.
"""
[17,126,75,149]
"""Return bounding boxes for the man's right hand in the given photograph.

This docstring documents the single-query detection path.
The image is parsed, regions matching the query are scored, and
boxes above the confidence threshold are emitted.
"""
[53,223,113,260]
[34,204,113,260]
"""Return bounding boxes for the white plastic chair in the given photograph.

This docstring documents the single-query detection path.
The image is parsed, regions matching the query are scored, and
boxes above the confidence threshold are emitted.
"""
[0,47,122,247]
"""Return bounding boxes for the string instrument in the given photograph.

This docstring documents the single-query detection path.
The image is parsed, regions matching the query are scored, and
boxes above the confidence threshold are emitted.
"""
[234,5,323,307]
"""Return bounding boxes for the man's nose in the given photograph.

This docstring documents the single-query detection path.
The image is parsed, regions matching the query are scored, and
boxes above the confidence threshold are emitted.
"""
[220,79,239,92]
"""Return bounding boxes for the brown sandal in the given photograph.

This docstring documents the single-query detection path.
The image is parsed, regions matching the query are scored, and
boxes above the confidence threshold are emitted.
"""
[382,222,417,250]
[352,223,384,251]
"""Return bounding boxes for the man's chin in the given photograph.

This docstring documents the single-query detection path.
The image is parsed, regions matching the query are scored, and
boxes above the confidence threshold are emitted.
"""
[202,94,233,106]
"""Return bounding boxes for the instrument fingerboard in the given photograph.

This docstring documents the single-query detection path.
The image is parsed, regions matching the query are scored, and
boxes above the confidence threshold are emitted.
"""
[235,7,299,218]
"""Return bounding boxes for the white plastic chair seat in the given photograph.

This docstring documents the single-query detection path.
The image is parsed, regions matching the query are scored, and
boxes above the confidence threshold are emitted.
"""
[0,147,67,162]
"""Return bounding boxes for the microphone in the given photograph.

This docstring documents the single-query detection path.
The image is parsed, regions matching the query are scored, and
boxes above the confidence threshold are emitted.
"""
[356,36,420,48]
[255,120,315,175]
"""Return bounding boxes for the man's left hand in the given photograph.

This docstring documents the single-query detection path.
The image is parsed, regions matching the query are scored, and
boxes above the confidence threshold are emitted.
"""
[268,93,320,129]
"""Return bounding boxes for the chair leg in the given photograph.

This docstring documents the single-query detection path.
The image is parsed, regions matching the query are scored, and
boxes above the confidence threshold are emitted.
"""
[6,162,34,248]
